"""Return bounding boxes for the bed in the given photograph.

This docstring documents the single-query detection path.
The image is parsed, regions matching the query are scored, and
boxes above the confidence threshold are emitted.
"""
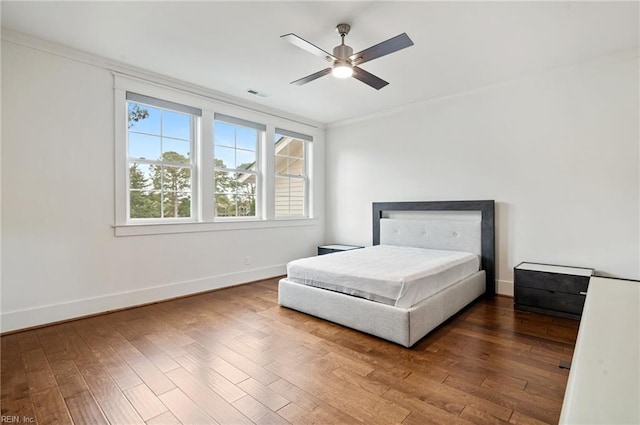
[278,200,495,347]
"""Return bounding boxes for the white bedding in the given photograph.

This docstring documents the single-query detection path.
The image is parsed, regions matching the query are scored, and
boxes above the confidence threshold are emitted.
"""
[286,245,480,308]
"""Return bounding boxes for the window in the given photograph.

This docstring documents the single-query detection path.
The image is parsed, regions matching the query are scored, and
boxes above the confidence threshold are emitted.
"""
[213,114,264,218]
[126,93,199,221]
[115,74,317,235]
[274,129,311,217]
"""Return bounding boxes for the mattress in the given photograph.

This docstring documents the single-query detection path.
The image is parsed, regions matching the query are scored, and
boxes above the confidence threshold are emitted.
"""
[286,244,480,308]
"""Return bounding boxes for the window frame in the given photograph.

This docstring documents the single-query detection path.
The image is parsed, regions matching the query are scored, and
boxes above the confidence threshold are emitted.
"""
[113,74,319,236]
[274,131,310,219]
[213,115,264,220]
[126,95,199,223]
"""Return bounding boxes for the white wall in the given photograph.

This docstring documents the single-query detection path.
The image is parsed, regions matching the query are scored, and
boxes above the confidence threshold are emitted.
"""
[1,40,325,332]
[326,51,639,295]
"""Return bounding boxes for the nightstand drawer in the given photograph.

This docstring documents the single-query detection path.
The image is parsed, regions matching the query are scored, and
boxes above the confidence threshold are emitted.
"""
[516,269,588,294]
[516,287,586,316]
[514,262,594,319]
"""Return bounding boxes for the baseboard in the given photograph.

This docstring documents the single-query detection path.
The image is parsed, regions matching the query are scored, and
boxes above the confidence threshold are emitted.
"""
[1,265,285,333]
[496,279,514,297]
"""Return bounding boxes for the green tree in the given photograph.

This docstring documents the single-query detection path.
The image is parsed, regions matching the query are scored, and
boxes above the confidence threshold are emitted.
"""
[151,152,191,218]
[129,163,160,218]
[128,103,163,219]
[235,173,256,216]
[128,104,149,129]
[214,159,235,216]
[214,159,257,217]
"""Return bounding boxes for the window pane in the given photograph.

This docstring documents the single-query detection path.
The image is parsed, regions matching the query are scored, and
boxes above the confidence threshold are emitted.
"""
[290,197,305,216]
[215,119,259,173]
[237,174,256,198]
[274,135,288,153]
[288,157,304,176]
[274,195,305,217]
[129,133,161,160]
[215,170,233,194]
[215,193,235,217]
[275,176,305,217]
[288,139,304,158]
[214,170,257,218]
[236,127,257,151]
[129,163,153,190]
[236,149,256,170]
[130,190,161,218]
[274,154,287,175]
[161,166,191,192]
[289,177,304,197]
[237,172,256,186]
[274,135,305,177]
[275,176,289,217]
[214,122,235,148]
[162,110,191,140]
[215,146,236,169]
[236,195,256,217]
[128,104,160,135]
[179,194,192,218]
[163,192,191,218]
[275,176,289,194]
[275,195,290,217]
[162,138,190,162]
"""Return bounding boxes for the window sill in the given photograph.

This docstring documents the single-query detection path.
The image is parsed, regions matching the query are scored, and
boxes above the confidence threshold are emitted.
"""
[113,218,317,237]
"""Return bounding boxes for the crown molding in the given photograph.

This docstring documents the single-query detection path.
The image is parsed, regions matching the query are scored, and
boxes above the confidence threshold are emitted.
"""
[328,46,640,129]
[1,27,324,130]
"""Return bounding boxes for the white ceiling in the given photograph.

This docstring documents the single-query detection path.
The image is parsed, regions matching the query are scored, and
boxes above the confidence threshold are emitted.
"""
[2,1,638,124]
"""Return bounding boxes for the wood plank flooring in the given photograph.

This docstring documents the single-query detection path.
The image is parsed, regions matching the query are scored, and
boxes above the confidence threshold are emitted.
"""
[1,278,579,424]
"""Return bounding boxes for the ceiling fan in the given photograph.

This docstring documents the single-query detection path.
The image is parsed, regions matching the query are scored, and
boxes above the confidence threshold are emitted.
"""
[281,24,414,90]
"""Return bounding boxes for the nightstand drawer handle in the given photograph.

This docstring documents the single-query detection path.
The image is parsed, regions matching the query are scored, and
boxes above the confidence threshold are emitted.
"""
[579,291,587,296]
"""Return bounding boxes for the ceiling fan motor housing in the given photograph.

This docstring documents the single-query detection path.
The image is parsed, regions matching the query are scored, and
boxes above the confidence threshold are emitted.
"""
[333,44,353,60]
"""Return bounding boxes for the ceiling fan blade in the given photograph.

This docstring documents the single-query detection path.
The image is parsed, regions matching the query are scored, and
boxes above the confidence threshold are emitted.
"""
[350,33,414,66]
[352,67,389,90]
[281,33,336,62]
[291,68,332,86]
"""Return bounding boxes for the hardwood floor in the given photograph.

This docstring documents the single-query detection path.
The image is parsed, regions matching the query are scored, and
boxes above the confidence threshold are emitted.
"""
[1,278,579,424]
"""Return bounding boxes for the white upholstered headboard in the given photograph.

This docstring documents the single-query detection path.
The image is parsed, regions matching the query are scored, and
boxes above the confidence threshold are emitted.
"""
[372,200,495,295]
[380,217,482,256]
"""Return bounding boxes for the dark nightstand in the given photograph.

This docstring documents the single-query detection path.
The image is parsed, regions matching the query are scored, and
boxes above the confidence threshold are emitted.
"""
[317,244,364,255]
[514,262,594,320]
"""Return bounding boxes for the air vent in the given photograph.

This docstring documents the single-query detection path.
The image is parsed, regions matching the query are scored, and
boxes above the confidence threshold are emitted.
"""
[247,89,269,98]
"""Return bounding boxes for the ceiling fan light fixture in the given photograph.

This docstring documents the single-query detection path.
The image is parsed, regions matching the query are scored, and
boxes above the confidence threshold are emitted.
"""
[332,62,353,78]
[281,23,413,89]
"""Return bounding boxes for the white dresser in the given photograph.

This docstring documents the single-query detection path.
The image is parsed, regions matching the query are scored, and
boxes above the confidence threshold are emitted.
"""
[559,276,640,424]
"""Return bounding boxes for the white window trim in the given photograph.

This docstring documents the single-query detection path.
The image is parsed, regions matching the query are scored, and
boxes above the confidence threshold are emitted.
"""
[274,132,311,219]
[114,73,319,236]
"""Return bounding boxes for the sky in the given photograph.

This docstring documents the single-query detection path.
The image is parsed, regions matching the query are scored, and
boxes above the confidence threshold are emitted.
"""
[128,103,257,170]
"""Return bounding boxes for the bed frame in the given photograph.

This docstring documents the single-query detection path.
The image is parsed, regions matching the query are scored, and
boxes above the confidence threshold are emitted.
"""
[278,200,495,347]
